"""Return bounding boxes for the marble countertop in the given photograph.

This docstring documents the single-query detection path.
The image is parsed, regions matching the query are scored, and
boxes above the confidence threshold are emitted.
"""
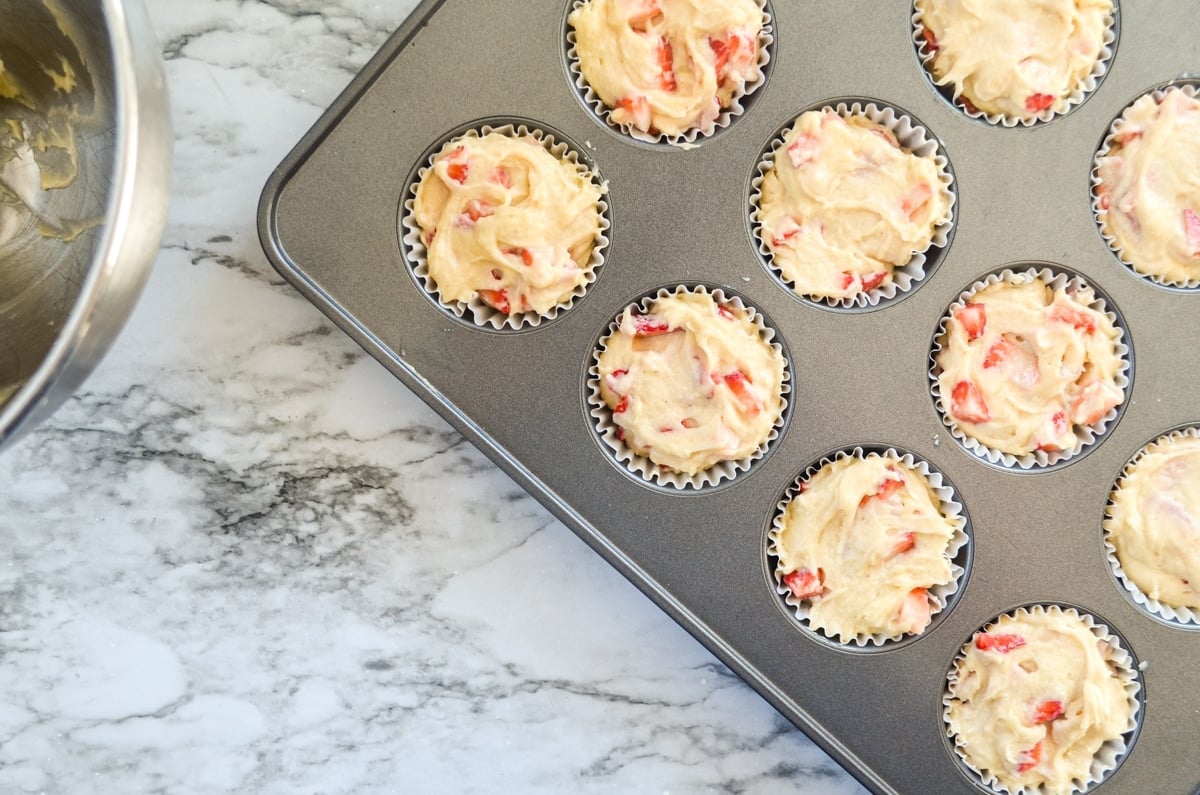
[0,2,866,792]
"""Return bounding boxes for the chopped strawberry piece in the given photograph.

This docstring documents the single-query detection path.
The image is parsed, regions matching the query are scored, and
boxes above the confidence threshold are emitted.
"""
[423,228,437,246]
[464,199,494,223]
[960,97,979,115]
[901,182,933,219]
[503,246,534,266]
[723,371,760,415]
[922,27,939,51]
[716,304,735,320]
[1036,411,1069,452]
[982,337,1019,369]
[490,268,502,281]
[709,35,732,79]
[1184,208,1200,256]
[615,427,625,442]
[787,133,821,169]
[610,368,628,379]
[444,145,469,184]
[783,567,824,600]
[1032,699,1064,724]
[770,217,803,248]
[656,37,676,91]
[680,417,699,429]
[951,380,990,423]
[1049,301,1097,333]
[888,531,916,558]
[1071,375,1121,426]
[1095,182,1111,211]
[975,632,1026,653]
[954,303,986,341]
[490,167,511,188]
[861,473,904,508]
[479,288,511,314]
[1026,93,1056,113]
[896,588,932,634]
[838,271,856,291]
[613,395,629,414]
[616,95,652,132]
[861,271,888,292]
[630,314,671,336]
[1017,741,1043,774]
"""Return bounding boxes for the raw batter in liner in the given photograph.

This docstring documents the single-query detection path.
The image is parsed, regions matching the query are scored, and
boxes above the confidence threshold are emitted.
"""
[758,109,951,300]
[596,291,784,476]
[569,0,764,137]
[773,454,958,642]
[412,132,603,316]
[948,609,1132,793]
[1107,434,1200,610]
[1096,88,1200,285]
[937,279,1124,457]
[915,0,1112,120]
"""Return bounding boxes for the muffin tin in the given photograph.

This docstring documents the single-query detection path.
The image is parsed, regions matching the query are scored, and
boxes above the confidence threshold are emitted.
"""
[258,2,1200,792]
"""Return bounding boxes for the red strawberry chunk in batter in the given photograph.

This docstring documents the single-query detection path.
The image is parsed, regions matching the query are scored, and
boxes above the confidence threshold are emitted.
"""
[974,632,1026,653]
[1025,93,1056,114]
[1016,740,1043,773]
[1184,208,1200,257]
[951,380,990,423]
[656,38,676,91]
[1032,699,1064,724]
[783,567,824,600]
[954,303,986,341]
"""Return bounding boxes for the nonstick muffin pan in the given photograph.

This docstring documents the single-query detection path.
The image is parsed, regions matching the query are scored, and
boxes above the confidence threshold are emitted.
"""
[258,2,1200,792]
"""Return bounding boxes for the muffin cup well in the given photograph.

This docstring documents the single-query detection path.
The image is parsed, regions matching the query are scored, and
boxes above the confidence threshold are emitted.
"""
[586,284,790,491]
[766,446,970,648]
[1091,80,1200,290]
[749,99,956,310]
[400,121,610,331]
[943,604,1142,795]
[929,266,1132,470]
[565,0,774,147]
[912,0,1118,127]
[1104,425,1200,627]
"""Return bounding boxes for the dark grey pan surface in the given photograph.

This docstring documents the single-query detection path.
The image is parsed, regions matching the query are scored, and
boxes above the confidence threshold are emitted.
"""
[258,2,1200,792]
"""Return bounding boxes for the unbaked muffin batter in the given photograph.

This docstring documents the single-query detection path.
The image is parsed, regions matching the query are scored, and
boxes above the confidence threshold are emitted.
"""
[596,290,784,475]
[1108,434,1200,610]
[569,0,764,137]
[937,278,1124,456]
[773,454,959,641]
[1096,88,1200,284]
[948,609,1132,792]
[758,109,951,300]
[413,133,603,316]
[916,0,1112,120]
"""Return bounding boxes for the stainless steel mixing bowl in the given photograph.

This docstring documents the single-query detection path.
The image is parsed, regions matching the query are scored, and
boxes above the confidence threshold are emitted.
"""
[0,0,170,452]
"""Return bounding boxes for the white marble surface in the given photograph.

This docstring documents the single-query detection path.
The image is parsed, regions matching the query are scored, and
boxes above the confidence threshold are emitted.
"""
[0,2,868,792]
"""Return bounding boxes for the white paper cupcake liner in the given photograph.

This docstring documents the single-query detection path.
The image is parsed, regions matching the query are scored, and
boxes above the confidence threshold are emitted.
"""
[1103,425,1200,627]
[1091,80,1200,290]
[565,0,774,147]
[943,604,1142,795]
[749,99,956,310]
[401,121,611,330]
[766,446,970,647]
[586,285,790,490]
[912,1,1117,127]
[929,266,1132,470]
